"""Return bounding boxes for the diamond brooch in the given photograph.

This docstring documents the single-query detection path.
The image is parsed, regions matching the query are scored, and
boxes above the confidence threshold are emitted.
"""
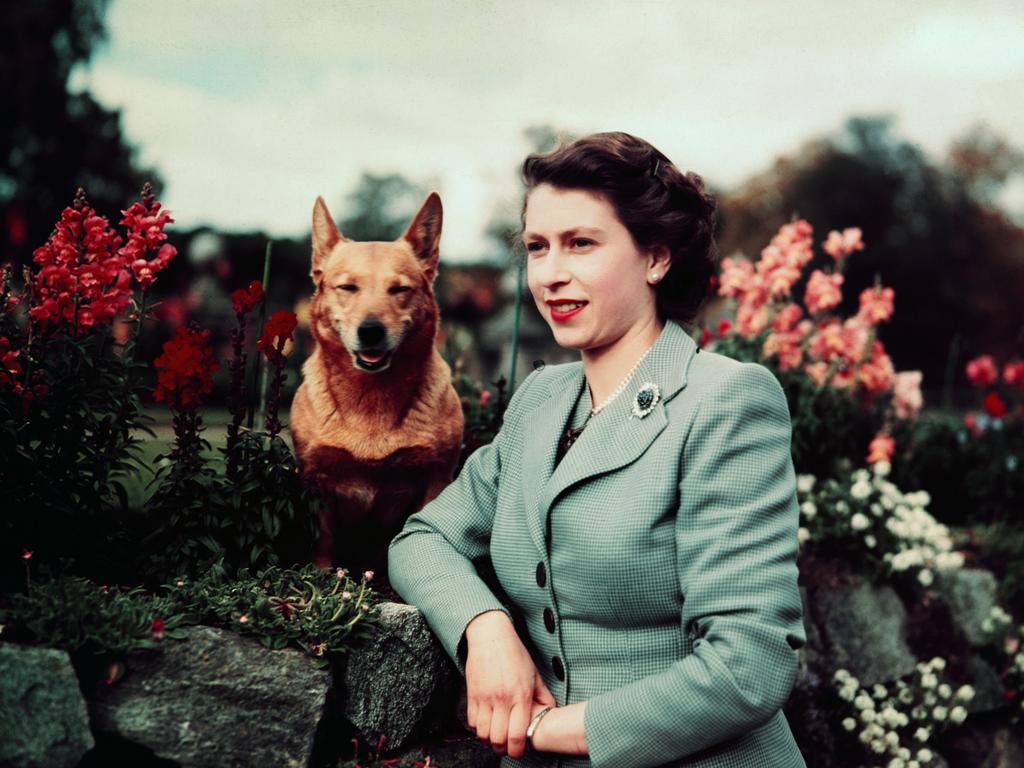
[630,382,661,419]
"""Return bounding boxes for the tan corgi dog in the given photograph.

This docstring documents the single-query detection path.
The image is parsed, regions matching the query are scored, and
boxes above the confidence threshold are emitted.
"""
[289,192,464,574]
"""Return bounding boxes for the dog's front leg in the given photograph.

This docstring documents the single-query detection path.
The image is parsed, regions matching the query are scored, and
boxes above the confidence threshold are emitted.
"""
[312,485,337,571]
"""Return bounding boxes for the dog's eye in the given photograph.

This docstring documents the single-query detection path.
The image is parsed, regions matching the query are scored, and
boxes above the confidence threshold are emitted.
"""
[389,286,411,295]
[335,284,357,292]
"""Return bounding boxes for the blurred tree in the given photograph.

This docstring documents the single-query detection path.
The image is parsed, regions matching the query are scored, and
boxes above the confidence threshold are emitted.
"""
[1,1,161,268]
[335,172,428,242]
[716,115,1024,407]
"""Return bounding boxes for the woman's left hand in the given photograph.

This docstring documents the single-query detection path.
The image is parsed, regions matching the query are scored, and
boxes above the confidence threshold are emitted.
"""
[529,701,589,755]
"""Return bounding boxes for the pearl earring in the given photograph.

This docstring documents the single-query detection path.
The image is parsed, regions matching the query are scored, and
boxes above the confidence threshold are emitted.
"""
[650,272,659,282]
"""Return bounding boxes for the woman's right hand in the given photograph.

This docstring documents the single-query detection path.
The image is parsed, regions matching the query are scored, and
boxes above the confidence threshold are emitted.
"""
[464,609,557,759]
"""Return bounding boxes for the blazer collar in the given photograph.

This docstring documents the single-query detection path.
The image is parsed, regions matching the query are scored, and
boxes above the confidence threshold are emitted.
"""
[520,318,698,556]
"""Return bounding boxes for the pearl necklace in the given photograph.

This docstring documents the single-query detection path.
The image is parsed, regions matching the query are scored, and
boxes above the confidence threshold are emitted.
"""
[590,342,656,415]
[558,341,657,460]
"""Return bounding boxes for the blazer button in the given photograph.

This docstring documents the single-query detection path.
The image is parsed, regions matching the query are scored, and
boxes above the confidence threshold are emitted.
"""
[552,655,565,681]
[536,561,546,588]
[543,606,556,633]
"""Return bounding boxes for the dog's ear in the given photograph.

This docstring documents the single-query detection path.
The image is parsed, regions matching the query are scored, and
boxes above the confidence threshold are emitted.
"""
[401,192,443,283]
[311,196,346,286]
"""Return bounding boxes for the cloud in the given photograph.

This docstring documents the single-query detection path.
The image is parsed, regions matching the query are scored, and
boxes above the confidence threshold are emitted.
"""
[67,0,1024,260]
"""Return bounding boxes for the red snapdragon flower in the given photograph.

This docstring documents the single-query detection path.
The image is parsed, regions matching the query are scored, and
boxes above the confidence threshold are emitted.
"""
[0,336,22,392]
[966,355,998,388]
[26,185,176,334]
[119,183,177,290]
[151,617,165,640]
[982,391,1007,419]
[29,191,131,334]
[256,310,298,361]
[230,280,265,315]
[154,325,221,409]
[1003,360,1024,390]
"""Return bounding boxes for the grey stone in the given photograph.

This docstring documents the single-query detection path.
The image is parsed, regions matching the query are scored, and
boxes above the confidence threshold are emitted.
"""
[813,575,918,686]
[932,569,1001,647]
[0,642,94,768]
[343,601,459,752]
[978,725,1024,768]
[89,624,330,768]
[964,653,1011,715]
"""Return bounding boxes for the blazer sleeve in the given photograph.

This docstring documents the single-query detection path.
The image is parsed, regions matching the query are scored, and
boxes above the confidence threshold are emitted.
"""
[583,362,807,768]
[387,366,543,677]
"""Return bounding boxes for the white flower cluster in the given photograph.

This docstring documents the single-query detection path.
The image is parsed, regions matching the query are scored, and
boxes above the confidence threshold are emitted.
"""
[981,604,1014,636]
[833,658,974,767]
[796,466,965,587]
[978,606,1024,719]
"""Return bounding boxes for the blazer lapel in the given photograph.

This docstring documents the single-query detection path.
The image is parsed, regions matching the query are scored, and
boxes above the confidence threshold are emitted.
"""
[519,319,698,556]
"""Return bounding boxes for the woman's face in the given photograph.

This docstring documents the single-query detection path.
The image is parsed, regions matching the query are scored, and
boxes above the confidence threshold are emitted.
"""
[523,183,661,355]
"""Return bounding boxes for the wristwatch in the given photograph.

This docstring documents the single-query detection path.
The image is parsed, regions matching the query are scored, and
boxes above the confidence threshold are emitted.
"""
[526,706,553,749]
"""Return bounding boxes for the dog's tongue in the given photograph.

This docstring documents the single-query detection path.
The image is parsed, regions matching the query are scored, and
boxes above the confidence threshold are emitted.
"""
[360,351,386,363]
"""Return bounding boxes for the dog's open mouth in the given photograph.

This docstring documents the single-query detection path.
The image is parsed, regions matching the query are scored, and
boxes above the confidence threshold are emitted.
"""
[354,348,394,372]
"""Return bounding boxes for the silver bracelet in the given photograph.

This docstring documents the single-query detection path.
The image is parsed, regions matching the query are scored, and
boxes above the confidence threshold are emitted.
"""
[526,705,553,748]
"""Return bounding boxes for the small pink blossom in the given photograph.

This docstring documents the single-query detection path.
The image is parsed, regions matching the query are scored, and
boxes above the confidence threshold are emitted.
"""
[336,568,346,579]
[21,550,32,561]
[822,227,864,261]
[363,570,374,581]
[804,270,844,315]
[717,256,756,298]
[239,614,249,624]
[867,432,895,464]
[856,341,895,395]
[893,371,924,420]
[763,330,804,371]
[857,285,895,325]
[771,303,804,333]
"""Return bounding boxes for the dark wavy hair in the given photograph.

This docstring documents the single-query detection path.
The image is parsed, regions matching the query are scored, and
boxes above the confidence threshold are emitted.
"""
[514,131,719,330]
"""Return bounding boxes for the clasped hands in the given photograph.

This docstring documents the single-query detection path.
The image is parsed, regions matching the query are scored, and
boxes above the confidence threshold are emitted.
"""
[464,610,589,759]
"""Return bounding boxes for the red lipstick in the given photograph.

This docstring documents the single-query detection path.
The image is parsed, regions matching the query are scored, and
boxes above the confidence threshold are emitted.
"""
[547,299,588,322]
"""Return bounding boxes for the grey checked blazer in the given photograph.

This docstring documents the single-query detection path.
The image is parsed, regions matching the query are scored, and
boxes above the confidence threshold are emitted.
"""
[387,318,807,768]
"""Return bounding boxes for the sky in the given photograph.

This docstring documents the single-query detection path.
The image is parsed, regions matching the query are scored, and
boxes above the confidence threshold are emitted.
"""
[68,0,1024,263]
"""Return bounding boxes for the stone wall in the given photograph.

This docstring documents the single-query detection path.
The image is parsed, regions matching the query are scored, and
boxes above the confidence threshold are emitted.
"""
[1,568,1022,767]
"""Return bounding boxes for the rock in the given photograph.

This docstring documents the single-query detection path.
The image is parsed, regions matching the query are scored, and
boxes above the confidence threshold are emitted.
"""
[976,725,1024,768]
[963,654,1010,714]
[343,601,460,751]
[932,569,1000,647]
[0,642,94,768]
[813,574,918,686]
[89,624,330,768]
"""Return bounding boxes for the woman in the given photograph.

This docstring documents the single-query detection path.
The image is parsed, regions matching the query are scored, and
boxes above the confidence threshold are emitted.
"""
[387,131,807,768]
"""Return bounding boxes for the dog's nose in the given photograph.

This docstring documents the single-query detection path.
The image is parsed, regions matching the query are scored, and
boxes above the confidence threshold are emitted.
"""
[357,318,387,348]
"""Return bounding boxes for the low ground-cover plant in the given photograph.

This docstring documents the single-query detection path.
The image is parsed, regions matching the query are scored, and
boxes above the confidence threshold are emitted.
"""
[0,553,381,678]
